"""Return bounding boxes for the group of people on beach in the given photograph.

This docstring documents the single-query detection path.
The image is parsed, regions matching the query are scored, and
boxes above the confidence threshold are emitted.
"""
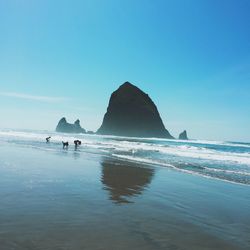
[46,137,82,149]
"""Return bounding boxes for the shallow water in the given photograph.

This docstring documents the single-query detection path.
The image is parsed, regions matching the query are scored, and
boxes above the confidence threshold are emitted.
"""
[0,133,250,249]
[1,129,250,185]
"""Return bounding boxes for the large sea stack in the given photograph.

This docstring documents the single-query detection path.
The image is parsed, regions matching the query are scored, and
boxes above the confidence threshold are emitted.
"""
[97,82,174,138]
[56,118,86,133]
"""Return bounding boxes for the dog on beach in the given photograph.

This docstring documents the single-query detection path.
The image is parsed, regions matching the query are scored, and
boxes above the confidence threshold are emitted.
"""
[62,141,69,148]
[46,136,51,143]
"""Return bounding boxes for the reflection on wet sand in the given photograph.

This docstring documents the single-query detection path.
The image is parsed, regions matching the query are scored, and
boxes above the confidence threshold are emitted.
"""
[101,158,155,204]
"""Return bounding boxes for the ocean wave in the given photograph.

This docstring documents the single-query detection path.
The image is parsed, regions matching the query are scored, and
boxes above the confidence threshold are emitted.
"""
[1,130,250,185]
[112,154,250,186]
[1,130,250,166]
[202,166,250,176]
[2,129,250,148]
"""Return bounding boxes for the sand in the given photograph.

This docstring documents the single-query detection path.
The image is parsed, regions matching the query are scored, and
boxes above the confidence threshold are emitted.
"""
[0,143,249,250]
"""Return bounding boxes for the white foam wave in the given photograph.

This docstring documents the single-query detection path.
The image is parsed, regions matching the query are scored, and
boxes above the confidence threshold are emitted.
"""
[112,154,250,186]
[202,167,250,176]
[112,154,174,168]
[98,134,250,149]
[1,130,250,166]
[90,139,250,166]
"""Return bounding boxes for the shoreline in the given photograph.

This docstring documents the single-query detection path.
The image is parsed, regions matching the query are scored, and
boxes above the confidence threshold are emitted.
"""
[1,131,250,187]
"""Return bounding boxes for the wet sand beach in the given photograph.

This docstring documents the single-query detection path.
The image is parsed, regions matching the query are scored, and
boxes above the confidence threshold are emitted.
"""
[0,142,250,250]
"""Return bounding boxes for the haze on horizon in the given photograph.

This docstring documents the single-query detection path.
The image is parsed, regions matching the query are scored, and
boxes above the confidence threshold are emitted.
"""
[0,0,249,142]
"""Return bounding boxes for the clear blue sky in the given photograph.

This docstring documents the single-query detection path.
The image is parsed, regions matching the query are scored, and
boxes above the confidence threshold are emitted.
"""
[0,0,249,141]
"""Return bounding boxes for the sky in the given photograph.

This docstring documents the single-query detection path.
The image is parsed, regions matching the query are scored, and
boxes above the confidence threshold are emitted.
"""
[0,0,249,142]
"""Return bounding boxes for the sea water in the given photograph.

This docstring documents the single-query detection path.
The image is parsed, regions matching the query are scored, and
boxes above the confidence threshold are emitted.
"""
[0,129,249,186]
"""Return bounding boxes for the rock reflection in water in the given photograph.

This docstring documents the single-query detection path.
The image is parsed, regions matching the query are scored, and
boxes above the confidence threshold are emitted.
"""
[101,158,155,204]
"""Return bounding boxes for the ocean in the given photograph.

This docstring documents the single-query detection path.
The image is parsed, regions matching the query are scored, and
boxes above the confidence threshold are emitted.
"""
[0,129,249,186]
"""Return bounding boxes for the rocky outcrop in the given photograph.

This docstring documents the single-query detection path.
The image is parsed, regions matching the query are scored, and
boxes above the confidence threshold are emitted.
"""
[179,130,188,140]
[56,117,86,133]
[97,82,174,138]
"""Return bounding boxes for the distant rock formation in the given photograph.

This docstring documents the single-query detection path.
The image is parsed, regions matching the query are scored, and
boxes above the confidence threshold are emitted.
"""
[56,118,86,133]
[179,130,188,140]
[97,82,174,138]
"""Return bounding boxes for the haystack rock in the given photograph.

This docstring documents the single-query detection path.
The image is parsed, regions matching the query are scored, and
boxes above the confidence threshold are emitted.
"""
[179,130,188,140]
[97,82,174,138]
[56,118,86,133]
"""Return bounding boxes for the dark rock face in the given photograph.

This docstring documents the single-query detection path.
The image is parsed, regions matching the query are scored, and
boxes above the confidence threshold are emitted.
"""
[56,117,86,133]
[97,82,174,138]
[179,130,188,140]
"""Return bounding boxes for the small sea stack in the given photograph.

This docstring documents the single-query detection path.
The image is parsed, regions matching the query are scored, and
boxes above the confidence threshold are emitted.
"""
[56,118,86,133]
[179,130,188,140]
